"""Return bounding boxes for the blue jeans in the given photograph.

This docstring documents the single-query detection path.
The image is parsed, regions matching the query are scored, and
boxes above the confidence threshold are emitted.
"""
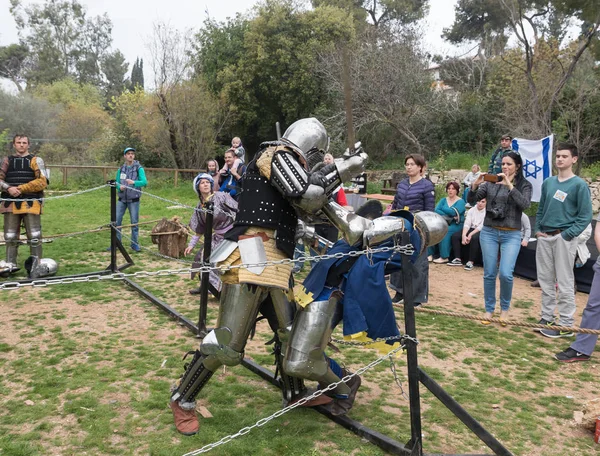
[116,200,140,248]
[479,226,522,312]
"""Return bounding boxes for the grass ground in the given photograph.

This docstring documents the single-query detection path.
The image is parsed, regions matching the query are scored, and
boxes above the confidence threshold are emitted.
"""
[0,182,598,456]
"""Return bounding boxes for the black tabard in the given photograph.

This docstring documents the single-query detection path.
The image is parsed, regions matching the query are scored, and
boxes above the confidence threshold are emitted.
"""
[1,154,43,210]
[224,150,298,258]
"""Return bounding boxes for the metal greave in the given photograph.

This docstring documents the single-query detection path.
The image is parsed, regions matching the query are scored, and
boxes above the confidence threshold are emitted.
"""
[23,214,42,259]
[3,213,21,265]
[284,295,350,396]
[172,283,267,403]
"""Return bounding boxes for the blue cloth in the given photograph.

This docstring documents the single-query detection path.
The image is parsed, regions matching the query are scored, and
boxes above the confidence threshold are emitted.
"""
[479,226,522,312]
[301,234,419,342]
[116,199,140,248]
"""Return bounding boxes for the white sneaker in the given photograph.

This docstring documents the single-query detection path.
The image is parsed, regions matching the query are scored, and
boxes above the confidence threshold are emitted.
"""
[448,258,462,266]
[464,261,474,271]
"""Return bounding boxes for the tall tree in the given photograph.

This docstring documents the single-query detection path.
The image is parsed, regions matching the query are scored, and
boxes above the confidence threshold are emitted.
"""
[443,0,600,137]
[193,0,354,149]
[130,57,144,90]
[312,0,429,29]
[9,0,114,87]
[147,22,227,168]
[102,50,128,102]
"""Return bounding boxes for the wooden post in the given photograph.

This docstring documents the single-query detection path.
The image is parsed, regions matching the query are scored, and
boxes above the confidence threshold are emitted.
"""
[102,168,107,181]
[174,170,179,187]
[62,167,67,186]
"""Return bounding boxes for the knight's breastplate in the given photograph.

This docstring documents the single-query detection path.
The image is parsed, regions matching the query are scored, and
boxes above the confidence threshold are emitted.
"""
[231,159,297,258]
[1,155,43,210]
[5,155,36,187]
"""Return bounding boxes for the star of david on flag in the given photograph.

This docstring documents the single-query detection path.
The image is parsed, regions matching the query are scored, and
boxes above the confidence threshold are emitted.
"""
[512,135,553,202]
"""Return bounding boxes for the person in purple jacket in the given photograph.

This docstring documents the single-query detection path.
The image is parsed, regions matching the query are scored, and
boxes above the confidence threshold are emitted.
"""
[387,154,435,305]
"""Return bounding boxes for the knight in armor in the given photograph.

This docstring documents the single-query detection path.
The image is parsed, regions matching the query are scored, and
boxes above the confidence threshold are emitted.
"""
[0,134,56,279]
[168,117,446,436]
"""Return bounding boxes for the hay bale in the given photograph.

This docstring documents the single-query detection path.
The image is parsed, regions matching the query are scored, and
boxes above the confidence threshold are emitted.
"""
[151,216,188,258]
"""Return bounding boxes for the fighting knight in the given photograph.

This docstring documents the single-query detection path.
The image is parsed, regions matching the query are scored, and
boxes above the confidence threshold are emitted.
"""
[169,118,446,435]
[0,134,57,278]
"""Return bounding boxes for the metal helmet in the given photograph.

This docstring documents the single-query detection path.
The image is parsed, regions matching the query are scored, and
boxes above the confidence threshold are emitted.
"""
[282,118,329,158]
[413,211,448,252]
[24,256,58,279]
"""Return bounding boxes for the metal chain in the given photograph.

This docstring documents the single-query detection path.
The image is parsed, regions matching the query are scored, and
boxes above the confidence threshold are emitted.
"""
[389,356,409,401]
[0,183,109,202]
[182,338,415,456]
[118,229,193,264]
[110,183,234,220]
[0,243,415,290]
[330,334,407,346]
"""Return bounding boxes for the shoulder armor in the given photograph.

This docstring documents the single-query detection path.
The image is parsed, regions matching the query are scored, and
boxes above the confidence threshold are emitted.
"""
[271,149,309,197]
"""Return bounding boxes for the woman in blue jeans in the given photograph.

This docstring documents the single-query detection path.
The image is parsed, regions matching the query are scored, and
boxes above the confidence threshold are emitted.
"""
[468,152,532,323]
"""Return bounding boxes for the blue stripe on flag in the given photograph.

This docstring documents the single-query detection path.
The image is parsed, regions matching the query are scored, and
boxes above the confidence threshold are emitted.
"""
[512,139,519,152]
[541,137,550,179]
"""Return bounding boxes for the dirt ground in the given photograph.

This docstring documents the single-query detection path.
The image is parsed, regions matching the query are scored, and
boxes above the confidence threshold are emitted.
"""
[1,260,598,455]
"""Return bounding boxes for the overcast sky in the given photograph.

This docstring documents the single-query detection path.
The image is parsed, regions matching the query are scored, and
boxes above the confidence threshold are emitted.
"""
[0,0,460,92]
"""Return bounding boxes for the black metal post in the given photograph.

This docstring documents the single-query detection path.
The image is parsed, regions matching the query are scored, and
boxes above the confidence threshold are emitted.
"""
[109,180,118,272]
[198,200,214,338]
[401,231,423,456]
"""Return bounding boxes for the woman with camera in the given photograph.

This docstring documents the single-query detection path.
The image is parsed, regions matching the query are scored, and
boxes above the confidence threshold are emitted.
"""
[468,151,532,324]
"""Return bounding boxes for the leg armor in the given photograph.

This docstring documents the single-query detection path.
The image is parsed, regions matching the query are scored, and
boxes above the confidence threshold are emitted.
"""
[172,283,267,404]
[23,213,42,259]
[3,213,22,270]
[284,293,351,397]
[268,289,306,403]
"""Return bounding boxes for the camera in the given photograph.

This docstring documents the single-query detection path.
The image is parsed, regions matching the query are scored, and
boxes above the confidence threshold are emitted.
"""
[483,174,503,183]
[488,205,505,219]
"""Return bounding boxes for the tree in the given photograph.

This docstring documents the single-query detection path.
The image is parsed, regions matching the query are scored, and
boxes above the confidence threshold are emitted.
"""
[102,50,128,103]
[0,43,29,92]
[130,57,144,90]
[193,0,354,150]
[312,0,429,29]
[0,88,62,141]
[9,0,114,87]
[146,22,228,169]
[443,0,600,137]
[319,29,450,158]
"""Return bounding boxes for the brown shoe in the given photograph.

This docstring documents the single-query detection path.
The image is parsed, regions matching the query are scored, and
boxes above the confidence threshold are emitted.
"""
[288,391,333,407]
[330,372,362,416]
[170,401,199,436]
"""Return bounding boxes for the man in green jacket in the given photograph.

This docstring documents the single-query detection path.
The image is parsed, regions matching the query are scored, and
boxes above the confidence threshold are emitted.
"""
[534,143,592,338]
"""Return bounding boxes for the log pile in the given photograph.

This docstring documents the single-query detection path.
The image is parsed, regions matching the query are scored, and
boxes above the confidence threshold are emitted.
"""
[151,216,189,258]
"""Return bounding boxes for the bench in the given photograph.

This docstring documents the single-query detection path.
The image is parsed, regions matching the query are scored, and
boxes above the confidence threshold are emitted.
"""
[380,172,406,195]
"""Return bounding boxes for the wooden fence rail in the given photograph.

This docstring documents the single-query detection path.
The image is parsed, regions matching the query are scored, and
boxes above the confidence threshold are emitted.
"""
[46,165,206,187]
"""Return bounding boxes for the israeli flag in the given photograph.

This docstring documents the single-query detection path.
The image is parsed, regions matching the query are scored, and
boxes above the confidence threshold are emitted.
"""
[512,135,553,202]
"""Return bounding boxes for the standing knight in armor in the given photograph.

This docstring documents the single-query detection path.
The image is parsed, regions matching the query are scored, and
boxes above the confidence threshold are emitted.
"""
[168,118,445,436]
[0,134,56,278]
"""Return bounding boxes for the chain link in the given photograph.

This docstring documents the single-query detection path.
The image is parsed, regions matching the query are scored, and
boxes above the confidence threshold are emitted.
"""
[0,243,414,290]
[0,183,109,203]
[182,338,414,456]
[117,229,194,264]
[110,182,234,220]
